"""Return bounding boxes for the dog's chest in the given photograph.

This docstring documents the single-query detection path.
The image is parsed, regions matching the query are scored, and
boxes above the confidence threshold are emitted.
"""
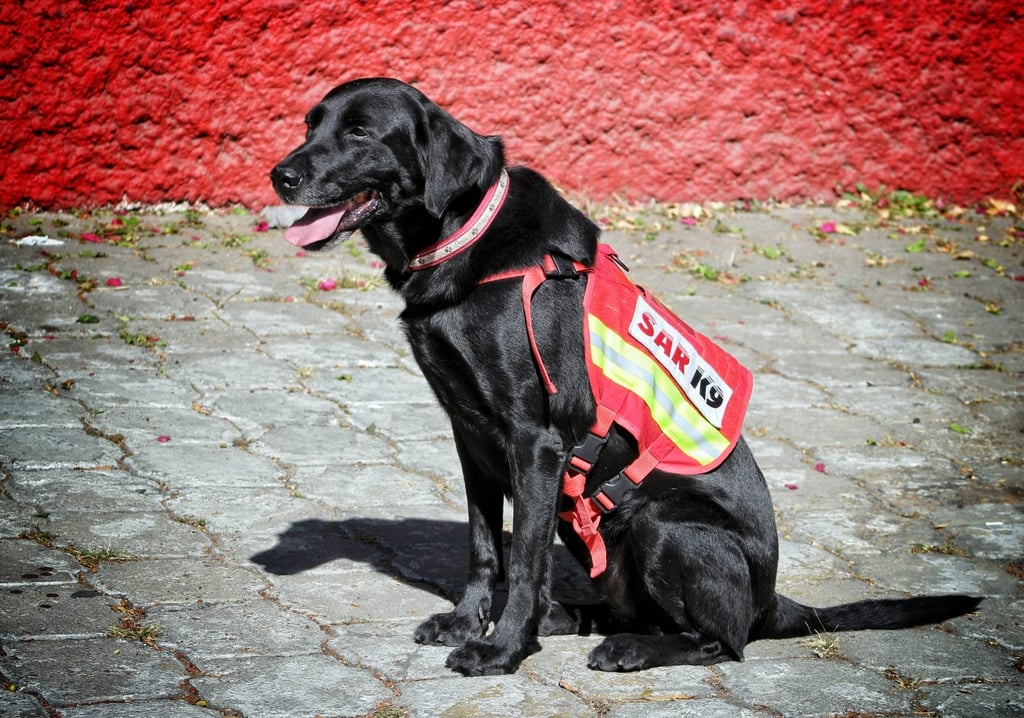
[402,314,500,424]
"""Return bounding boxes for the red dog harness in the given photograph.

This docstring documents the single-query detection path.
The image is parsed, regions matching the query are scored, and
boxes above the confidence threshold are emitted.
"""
[480,246,753,577]
[412,173,752,578]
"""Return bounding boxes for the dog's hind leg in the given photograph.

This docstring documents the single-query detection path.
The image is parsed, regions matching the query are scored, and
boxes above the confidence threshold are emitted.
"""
[537,599,629,636]
[535,550,585,636]
[588,631,736,671]
[589,517,754,671]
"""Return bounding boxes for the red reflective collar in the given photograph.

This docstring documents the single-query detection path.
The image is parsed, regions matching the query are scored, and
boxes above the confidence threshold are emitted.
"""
[409,170,510,271]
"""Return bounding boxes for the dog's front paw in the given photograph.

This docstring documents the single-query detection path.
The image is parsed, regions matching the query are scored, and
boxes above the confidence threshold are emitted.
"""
[414,611,485,647]
[587,635,652,672]
[445,638,535,676]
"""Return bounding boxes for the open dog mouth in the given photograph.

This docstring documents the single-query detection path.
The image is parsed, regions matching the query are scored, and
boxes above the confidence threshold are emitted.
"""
[284,190,380,252]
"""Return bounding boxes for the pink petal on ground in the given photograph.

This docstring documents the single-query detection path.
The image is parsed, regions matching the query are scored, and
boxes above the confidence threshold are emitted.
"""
[317,278,336,291]
[814,462,826,473]
[81,233,103,243]
[784,482,799,490]
[156,435,171,443]
[106,277,122,287]
[820,221,837,234]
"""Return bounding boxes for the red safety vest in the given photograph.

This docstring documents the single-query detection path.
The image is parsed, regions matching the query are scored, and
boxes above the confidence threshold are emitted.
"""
[479,244,753,577]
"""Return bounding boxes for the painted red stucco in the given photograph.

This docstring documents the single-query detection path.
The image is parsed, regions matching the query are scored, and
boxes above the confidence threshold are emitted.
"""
[2,1,1022,208]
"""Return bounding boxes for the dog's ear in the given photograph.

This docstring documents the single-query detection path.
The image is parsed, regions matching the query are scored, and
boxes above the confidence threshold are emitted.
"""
[421,104,504,218]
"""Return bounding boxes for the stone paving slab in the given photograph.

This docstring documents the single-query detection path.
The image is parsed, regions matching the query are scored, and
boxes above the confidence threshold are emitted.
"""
[190,654,393,718]
[0,582,116,640]
[0,201,1021,716]
[1,638,186,705]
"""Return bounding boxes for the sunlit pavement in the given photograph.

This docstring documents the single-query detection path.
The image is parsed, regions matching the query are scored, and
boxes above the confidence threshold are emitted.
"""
[1,199,1021,717]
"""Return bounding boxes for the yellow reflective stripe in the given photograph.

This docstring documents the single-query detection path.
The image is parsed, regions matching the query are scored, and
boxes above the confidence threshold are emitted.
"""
[589,314,729,465]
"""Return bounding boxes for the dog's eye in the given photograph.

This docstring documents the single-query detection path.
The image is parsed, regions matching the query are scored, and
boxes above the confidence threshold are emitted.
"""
[348,127,369,138]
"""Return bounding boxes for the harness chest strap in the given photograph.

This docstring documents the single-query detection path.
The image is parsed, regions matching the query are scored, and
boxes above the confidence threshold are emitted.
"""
[477,253,589,395]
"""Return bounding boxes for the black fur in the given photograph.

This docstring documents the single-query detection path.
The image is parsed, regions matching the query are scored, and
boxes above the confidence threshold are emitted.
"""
[271,77,982,675]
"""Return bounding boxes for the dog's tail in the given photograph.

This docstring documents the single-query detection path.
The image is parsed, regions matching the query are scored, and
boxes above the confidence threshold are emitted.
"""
[754,593,982,641]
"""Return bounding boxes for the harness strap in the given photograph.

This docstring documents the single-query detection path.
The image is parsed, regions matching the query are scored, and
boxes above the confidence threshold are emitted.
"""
[477,254,589,395]
[557,404,617,578]
[561,444,662,577]
[591,449,659,512]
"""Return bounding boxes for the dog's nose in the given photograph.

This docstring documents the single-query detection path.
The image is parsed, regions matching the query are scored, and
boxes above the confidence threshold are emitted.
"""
[271,165,304,191]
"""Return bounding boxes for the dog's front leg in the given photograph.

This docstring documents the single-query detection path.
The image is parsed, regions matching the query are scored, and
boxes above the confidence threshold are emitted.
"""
[445,433,562,675]
[415,431,505,647]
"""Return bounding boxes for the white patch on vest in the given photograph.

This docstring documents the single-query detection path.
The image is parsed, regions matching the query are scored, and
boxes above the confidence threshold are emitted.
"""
[628,295,732,427]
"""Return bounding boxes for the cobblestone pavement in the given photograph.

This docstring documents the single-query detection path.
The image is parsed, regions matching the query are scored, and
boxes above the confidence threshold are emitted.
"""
[1,198,1022,717]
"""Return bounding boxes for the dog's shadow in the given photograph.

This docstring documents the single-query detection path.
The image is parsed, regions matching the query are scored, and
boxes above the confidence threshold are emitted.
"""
[250,517,601,609]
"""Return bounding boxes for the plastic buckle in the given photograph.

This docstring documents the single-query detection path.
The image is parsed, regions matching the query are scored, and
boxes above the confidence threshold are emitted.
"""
[570,431,609,468]
[592,472,636,513]
[546,253,581,279]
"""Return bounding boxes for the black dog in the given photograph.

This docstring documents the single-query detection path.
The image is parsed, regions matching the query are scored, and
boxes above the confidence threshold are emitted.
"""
[271,77,981,675]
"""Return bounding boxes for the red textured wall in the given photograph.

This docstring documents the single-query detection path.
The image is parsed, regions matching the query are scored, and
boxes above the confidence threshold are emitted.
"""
[2,1,1022,209]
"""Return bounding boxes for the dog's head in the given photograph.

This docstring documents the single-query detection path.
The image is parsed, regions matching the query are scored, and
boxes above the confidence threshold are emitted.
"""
[270,78,504,259]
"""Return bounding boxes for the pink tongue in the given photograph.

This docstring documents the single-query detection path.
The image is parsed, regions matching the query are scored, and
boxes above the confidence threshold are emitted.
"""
[285,206,347,247]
